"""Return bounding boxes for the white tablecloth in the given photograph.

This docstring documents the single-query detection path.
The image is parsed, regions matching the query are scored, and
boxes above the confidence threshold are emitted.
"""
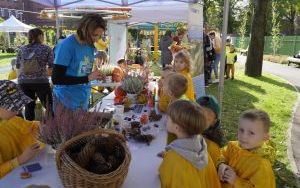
[0,91,166,188]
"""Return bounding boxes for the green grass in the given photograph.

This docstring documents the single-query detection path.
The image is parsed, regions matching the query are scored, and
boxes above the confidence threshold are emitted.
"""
[206,70,298,187]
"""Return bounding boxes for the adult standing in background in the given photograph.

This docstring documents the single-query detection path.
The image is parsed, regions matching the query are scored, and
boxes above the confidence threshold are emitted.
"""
[209,31,221,79]
[16,28,53,120]
[203,24,215,87]
[173,30,186,46]
[159,30,173,68]
[52,14,106,110]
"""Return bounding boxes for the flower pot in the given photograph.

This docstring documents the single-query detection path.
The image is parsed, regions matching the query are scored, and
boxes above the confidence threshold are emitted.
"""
[106,76,112,83]
[127,93,137,103]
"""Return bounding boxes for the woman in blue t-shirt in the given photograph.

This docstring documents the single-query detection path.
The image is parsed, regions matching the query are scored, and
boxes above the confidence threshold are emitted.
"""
[52,14,106,110]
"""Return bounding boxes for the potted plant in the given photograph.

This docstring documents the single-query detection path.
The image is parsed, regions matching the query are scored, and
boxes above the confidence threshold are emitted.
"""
[122,76,144,102]
[39,103,112,150]
[100,64,114,83]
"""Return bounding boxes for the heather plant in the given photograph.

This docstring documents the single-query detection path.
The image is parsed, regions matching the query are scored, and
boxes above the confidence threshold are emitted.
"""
[39,103,112,148]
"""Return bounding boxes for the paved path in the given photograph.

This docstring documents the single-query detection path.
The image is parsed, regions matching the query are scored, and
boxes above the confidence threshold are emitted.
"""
[239,56,300,179]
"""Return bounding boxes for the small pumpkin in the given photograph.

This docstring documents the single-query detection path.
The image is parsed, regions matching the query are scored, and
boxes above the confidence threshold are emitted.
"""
[112,67,124,82]
[114,96,124,105]
[115,86,127,97]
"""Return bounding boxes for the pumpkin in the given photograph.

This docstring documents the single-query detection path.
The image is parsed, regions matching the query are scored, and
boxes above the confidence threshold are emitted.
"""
[112,67,124,82]
[114,96,124,105]
[115,86,127,97]
[140,114,149,125]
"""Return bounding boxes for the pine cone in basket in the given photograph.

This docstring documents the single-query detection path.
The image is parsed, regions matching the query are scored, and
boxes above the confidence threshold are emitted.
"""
[89,152,111,174]
[69,133,127,175]
[92,136,117,154]
[75,142,96,168]
[93,152,106,165]
[114,145,125,160]
[107,155,117,169]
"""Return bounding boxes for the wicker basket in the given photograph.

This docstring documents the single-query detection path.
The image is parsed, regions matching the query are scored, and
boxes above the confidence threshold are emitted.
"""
[56,129,131,188]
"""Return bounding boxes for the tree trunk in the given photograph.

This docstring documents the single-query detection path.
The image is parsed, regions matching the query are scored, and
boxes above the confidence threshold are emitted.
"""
[245,0,270,77]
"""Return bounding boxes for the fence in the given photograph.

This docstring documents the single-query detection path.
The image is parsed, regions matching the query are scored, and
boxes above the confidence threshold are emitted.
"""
[233,36,300,56]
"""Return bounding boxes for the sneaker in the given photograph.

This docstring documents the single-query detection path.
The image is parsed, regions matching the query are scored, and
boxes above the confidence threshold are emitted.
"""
[231,77,234,80]
[213,79,219,83]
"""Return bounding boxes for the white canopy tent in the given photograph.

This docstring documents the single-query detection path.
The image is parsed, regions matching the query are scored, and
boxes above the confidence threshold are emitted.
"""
[31,0,196,36]
[31,0,230,118]
[0,15,34,32]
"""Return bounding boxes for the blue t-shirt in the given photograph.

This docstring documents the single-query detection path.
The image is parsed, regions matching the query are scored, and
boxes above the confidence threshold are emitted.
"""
[53,35,95,110]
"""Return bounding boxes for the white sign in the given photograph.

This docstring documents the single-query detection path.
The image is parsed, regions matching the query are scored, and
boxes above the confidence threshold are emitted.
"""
[188,3,203,41]
[188,3,205,98]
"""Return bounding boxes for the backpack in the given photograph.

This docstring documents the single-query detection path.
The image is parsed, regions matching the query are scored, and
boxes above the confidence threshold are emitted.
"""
[20,48,41,76]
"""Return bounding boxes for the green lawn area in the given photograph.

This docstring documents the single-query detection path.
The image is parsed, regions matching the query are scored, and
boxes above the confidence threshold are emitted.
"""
[0,53,16,80]
[206,70,298,187]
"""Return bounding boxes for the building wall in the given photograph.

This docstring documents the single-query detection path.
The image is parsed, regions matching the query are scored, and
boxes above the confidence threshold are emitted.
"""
[0,0,54,26]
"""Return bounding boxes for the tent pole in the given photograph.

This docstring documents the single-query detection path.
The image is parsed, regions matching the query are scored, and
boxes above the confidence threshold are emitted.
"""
[55,0,60,41]
[217,0,229,120]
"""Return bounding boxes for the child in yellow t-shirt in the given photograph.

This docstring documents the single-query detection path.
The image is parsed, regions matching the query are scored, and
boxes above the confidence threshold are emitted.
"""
[217,109,276,188]
[225,44,237,80]
[173,50,195,101]
[159,100,221,188]
[163,73,189,145]
[158,66,174,113]
[0,80,41,178]
[8,58,17,80]
[117,59,127,74]
[91,51,107,93]
[197,95,224,166]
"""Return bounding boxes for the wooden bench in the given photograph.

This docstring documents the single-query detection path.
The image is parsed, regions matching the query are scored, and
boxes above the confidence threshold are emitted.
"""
[287,57,300,66]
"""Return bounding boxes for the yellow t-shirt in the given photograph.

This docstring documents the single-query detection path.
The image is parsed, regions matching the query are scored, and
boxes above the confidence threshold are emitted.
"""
[8,70,17,80]
[158,89,171,113]
[205,138,221,167]
[220,141,276,188]
[159,150,221,188]
[179,70,195,101]
[0,116,39,178]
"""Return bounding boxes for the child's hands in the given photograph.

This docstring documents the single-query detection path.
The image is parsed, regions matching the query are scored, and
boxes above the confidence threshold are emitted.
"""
[223,166,237,185]
[157,151,166,158]
[88,70,105,81]
[218,163,230,181]
[18,143,40,165]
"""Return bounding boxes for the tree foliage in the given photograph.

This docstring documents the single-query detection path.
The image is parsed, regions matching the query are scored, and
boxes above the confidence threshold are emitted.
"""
[203,0,300,35]
[271,1,282,55]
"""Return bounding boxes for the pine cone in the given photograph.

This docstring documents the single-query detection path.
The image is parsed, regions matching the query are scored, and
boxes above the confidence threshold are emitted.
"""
[93,153,107,166]
[76,142,96,168]
[133,134,154,145]
[149,110,162,122]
